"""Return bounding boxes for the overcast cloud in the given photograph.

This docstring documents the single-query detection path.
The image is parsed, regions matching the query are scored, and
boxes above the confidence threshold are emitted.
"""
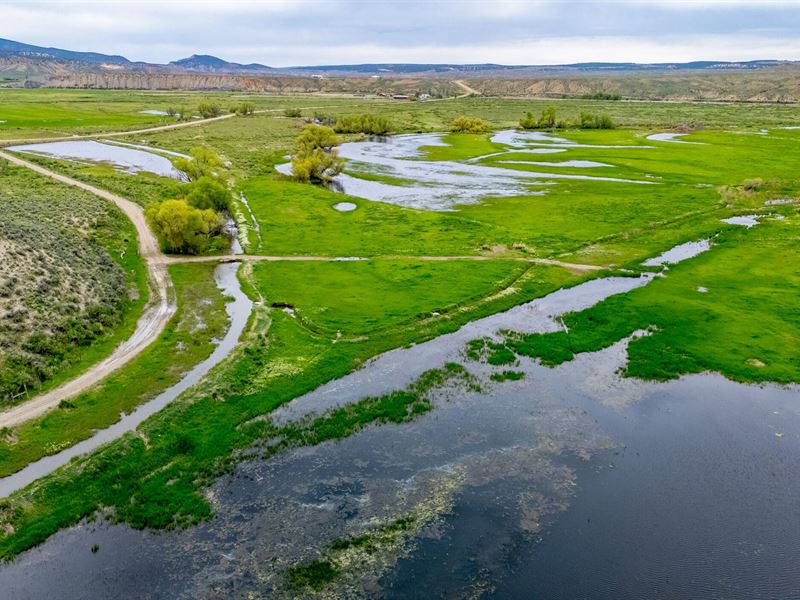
[1,0,799,66]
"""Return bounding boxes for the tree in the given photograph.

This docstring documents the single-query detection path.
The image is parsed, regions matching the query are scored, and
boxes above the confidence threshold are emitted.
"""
[297,124,341,152]
[450,115,490,133]
[172,147,225,182]
[519,112,538,129]
[185,176,230,212]
[146,199,223,255]
[291,125,344,183]
[538,107,557,129]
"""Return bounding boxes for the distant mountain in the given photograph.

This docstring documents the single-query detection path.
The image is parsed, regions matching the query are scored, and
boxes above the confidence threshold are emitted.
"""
[0,37,797,92]
[0,38,131,65]
[168,54,275,73]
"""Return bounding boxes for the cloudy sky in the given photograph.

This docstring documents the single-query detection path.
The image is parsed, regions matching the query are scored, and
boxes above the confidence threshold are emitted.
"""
[1,1,800,67]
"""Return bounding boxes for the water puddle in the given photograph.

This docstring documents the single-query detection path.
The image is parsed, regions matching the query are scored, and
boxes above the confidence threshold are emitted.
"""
[7,140,188,180]
[642,239,711,267]
[139,110,170,116]
[722,214,763,228]
[333,201,358,212]
[0,262,252,498]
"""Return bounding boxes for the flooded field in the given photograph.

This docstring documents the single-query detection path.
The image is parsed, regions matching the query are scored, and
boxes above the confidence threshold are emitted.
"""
[7,140,188,180]
[2,336,798,599]
[276,131,656,210]
[1,232,798,598]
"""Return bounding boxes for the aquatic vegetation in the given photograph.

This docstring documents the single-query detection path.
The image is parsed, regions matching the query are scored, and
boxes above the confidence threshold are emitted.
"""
[490,370,525,382]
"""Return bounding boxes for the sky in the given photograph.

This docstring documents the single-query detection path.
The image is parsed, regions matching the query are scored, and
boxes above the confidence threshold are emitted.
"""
[1,1,800,67]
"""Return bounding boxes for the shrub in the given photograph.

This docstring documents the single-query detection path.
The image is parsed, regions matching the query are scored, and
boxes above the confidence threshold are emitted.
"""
[172,147,225,182]
[197,102,222,119]
[334,113,392,135]
[579,112,615,129]
[581,92,621,101]
[312,112,337,126]
[231,102,255,116]
[146,199,224,254]
[450,115,490,133]
[185,176,230,212]
[284,108,302,118]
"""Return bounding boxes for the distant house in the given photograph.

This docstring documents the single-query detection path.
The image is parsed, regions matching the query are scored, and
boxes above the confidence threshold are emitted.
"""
[393,95,409,100]
[418,93,431,101]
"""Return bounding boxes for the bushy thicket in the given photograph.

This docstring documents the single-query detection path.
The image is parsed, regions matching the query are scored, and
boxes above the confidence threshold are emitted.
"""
[579,112,616,129]
[580,92,622,101]
[450,115,490,133]
[520,107,614,130]
[146,199,224,254]
[148,147,231,254]
[334,114,392,135]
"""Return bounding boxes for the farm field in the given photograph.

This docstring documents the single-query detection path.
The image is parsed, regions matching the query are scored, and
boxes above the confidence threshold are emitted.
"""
[0,89,799,596]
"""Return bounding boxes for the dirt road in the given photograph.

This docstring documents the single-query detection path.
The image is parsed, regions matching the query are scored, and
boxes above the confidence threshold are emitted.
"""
[167,253,606,273]
[0,151,175,429]
[452,80,481,97]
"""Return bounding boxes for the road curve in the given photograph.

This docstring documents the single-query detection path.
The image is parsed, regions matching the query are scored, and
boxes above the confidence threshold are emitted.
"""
[0,150,176,429]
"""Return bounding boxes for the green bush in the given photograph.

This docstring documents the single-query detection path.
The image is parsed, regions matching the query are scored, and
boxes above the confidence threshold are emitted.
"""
[197,101,222,119]
[520,107,560,130]
[284,108,302,118]
[579,112,615,129]
[172,147,225,182]
[450,115,490,133]
[334,113,392,135]
[230,102,255,116]
[146,199,224,254]
[185,176,230,212]
[581,92,621,101]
